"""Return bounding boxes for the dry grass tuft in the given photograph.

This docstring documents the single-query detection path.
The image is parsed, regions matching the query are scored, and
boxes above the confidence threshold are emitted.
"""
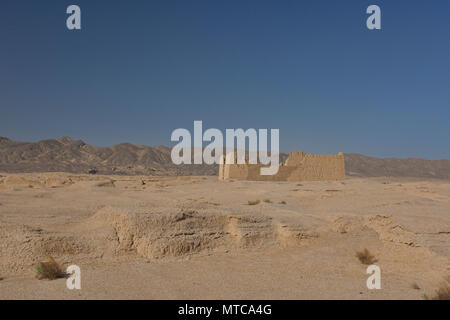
[34,193,51,199]
[411,282,421,290]
[355,248,376,265]
[247,200,260,205]
[431,280,450,300]
[35,256,66,280]
[96,180,116,188]
[263,199,272,203]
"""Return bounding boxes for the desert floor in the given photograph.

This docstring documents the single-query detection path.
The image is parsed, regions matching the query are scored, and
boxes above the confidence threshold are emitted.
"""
[0,173,449,299]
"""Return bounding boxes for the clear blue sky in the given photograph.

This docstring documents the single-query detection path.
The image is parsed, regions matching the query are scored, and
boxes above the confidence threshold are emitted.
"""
[1,1,449,159]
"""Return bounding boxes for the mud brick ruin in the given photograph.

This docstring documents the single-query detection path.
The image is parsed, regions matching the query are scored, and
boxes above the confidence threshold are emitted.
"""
[219,151,345,181]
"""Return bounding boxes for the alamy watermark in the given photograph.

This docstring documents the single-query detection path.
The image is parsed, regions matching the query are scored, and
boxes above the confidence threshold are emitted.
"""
[64,5,381,31]
[366,265,381,290]
[171,121,280,175]
[66,265,81,290]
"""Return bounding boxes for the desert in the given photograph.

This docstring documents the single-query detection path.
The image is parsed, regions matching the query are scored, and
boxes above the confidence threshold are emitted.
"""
[2,1,449,305]
[0,171,449,299]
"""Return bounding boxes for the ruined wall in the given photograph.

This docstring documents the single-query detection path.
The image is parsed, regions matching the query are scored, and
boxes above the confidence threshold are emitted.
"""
[219,151,345,181]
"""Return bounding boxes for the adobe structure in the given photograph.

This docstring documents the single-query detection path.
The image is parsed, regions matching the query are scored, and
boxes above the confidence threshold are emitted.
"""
[218,151,345,181]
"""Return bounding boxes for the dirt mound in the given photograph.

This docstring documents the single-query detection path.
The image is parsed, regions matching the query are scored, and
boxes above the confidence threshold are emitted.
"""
[363,214,417,246]
[87,207,229,259]
[330,214,446,250]
[82,206,320,261]
[1,174,73,188]
[0,201,326,277]
[0,222,92,275]
[331,214,416,245]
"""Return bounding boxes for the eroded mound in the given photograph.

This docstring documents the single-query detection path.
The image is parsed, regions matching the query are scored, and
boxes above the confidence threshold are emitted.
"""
[85,206,316,260]
[4,202,446,278]
[1,174,74,188]
[331,214,450,257]
[0,222,92,275]
[1,205,322,276]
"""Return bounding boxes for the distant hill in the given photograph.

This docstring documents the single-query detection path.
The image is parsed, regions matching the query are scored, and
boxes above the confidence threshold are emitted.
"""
[0,137,449,179]
[0,136,216,176]
[344,153,450,179]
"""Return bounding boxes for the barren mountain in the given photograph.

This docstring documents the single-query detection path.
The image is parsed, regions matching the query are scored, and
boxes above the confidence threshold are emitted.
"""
[345,153,450,179]
[0,136,449,178]
[0,136,215,176]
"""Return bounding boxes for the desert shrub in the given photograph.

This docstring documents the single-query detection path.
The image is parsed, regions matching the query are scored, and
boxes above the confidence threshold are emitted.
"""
[96,180,115,187]
[247,200,260,205]
[35,256,65,280]
[411,282,421,290]
[356,249,376,265]
[431,281,450,300]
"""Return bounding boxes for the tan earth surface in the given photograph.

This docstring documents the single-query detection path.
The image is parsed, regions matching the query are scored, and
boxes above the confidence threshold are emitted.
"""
[0,173,449,299]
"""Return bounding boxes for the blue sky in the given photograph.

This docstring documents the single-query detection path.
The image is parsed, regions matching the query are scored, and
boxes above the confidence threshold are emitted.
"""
[1,1,449,158]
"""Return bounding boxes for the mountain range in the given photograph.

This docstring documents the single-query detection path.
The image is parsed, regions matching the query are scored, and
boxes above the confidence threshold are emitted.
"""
[1,136,449,179]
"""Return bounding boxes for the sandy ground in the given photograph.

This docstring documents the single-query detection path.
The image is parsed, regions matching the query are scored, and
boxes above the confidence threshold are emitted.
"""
[0,173,449,299]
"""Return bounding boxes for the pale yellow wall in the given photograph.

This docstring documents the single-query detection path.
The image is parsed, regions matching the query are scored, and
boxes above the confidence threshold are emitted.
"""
[219,151,345,182]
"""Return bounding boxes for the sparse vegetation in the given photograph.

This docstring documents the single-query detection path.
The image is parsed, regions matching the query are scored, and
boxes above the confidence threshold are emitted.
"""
[35,256,65,280]
[96,180,115,188]
[247,200,260,205]
[279,201,287,205]
[355,248,376,265]
[34,193,49,199]
[263,199,272,203]
[430,278,450,300]
[411,282,421,290]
